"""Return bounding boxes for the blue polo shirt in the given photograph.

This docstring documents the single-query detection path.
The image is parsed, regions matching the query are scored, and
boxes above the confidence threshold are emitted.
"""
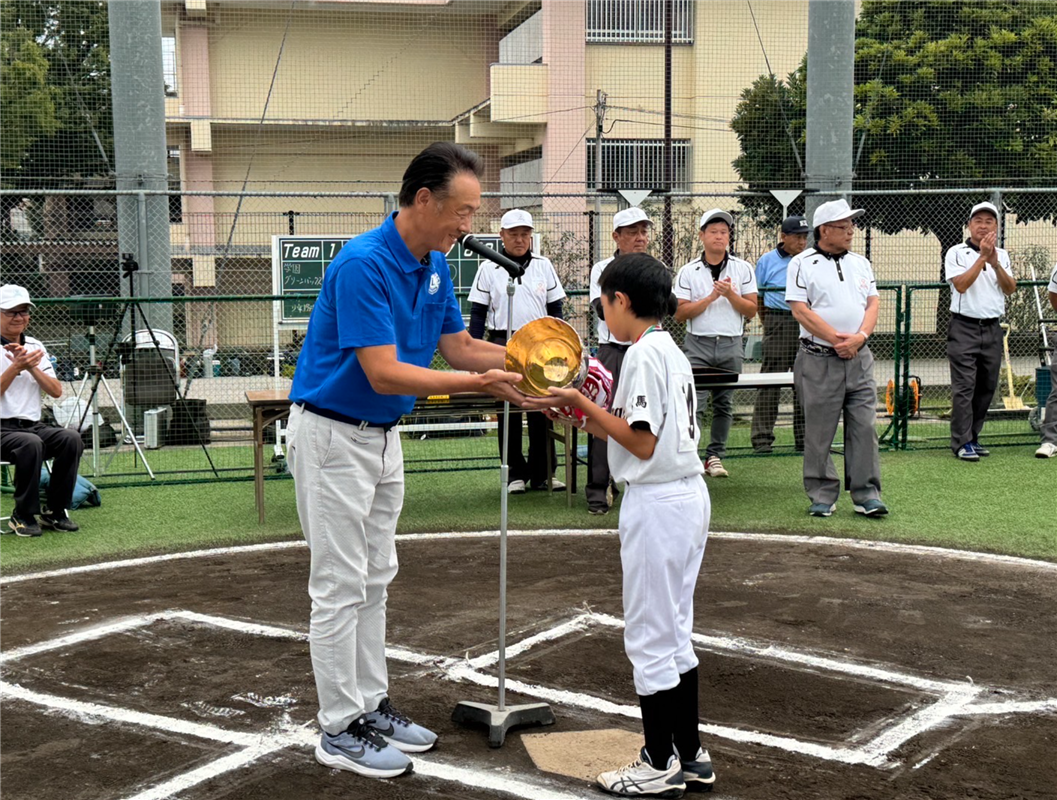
[289,212,465,422]
[755,246,793,311]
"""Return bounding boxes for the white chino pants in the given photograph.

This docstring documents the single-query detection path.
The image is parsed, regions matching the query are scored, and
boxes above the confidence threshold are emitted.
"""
[619,475,710,696]
[287,404,404,734]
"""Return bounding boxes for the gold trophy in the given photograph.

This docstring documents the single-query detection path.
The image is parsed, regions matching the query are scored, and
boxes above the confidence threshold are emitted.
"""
[504,317,586,397]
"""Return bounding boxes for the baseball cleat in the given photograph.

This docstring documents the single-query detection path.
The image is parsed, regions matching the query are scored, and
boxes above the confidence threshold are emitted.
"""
[596,747,686,798]
[315,717,413,778]
[363,697,437,753]
[703,456,728,478]
[677,747,716,792]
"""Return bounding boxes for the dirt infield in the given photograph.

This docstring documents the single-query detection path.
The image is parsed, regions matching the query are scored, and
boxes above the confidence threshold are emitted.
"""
[2,531,1055,800]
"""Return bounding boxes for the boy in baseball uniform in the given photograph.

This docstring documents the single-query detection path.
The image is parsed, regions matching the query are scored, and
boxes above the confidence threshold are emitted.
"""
[527,253,715,797]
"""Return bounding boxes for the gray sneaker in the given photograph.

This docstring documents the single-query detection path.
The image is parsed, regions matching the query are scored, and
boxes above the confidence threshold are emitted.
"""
[678,747,716,792]
[315,717,413,778]
[363,697,438,753]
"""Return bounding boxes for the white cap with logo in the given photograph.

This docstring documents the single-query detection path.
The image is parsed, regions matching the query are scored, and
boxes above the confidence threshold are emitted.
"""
[812,198,865,228]
[969,201,999,221]
[0,284,35,310]
[699,208,734,229]
[613,207,652,231]
[500,209,534,229]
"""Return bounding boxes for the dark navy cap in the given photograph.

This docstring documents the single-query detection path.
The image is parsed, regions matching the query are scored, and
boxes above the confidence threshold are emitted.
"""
[781,215,809,234]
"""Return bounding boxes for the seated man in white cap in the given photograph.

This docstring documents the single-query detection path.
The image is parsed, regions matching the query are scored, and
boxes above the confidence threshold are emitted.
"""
[786,200,887,518]
[0,284,84,536]
[586,207,653,514]
[943,201,1016,461]
[468,209,567,493]
[674,209,757,478]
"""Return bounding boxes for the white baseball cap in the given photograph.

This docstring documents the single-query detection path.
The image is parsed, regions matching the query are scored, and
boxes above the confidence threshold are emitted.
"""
[699,208,734,229]
[812,198,865,227]
[969,201,999,221]
[613,207,652,231]
[500,209,534,229]
[0,284,35,310]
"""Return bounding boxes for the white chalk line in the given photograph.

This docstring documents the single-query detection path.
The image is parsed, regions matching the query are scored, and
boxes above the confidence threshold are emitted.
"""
[4,529,1054,586]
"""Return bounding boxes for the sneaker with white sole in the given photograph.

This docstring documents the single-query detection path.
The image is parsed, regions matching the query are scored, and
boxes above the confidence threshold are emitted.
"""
[955,443,979,461]
[808,502,835,517]
[531,479,566,491]
[8,512,42,537]
[507,479,527,494]
[971,441,990,457]
[315,717,413,778]
[853,498,889,517]
[596,747,686,798]
[1036,442,1057,459]
[703,456,728,478]
[677,747,716,793]
[363,697,437,753]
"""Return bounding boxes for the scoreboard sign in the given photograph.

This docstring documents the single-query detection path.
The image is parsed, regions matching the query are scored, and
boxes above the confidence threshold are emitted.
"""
[272,233,540,327]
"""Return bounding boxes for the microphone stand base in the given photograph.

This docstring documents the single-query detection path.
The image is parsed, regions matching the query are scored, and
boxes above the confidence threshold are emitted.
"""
[452,701,555,748]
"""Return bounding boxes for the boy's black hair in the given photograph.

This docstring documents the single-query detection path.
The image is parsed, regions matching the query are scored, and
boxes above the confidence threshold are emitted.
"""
[398,142,483,207]
[597,253,673,320]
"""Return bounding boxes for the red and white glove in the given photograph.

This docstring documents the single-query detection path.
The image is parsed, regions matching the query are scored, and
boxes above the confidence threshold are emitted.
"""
[550,356,613,429]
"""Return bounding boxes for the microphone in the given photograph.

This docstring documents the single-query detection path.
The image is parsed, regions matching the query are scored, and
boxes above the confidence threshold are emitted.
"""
[459,234,526,279]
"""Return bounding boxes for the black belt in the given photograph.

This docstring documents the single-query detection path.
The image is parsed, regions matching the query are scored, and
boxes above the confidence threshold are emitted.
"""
[951,312,1000,326]
[799,338,839,357]
[0,418,40,429]
[299,402,400,431]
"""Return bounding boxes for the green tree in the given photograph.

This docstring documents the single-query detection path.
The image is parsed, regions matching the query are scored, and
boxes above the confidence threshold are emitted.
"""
[731,0,1057,282]
[1,1,112,236]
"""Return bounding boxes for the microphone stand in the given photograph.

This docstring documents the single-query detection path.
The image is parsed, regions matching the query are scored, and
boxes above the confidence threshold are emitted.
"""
[453,243,555,746]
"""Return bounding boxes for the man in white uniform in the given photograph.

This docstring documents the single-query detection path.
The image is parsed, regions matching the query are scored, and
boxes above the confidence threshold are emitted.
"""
[674,209,757,477]
[786,200,887,518]
[0,284,84,536]
[468,209,566,492]
[944,201,1017,461]
[586,207,653,515]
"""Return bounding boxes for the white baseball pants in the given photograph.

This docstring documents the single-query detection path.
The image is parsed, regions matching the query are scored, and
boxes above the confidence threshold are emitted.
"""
[286,404,404,735]
[619,475,710,696]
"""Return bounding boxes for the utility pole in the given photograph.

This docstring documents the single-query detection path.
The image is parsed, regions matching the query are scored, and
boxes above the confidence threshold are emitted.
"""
[109,0,172,331]
[662,0,674,268]
[594,89,608,264]
[805,0,856,236]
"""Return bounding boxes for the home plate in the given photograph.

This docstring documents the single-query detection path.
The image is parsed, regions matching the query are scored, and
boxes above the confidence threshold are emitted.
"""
[522,728,643,781]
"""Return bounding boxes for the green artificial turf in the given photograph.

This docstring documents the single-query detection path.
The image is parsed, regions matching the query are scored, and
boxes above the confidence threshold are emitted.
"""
[2,443,1053,575]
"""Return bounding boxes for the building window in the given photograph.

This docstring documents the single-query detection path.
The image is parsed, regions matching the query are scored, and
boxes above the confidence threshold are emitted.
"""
[587,139,691,191]
[163,36,178,96]
[587,0,694,44]
[167,147,183,223]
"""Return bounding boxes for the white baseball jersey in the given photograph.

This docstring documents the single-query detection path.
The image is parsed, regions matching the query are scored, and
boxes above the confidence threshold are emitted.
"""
[468,253,566,332]
[945,241,1013,319]
[785,248,878,344]
[674,254,758,336]
[608,330,704,485]
[1048,263,1057,294]
[0,334,55,420]
[590,255,631,345]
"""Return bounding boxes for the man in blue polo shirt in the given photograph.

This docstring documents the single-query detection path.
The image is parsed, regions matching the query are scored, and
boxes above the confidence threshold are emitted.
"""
[750,216,808,454]
[287,142,523,781]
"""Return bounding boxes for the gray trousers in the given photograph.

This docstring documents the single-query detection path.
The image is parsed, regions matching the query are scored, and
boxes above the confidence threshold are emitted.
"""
[750,309,805,452]
[794,346,882,506]
[683,334,743,459]
[946,316,1003,452]
[1042,361,1057,445]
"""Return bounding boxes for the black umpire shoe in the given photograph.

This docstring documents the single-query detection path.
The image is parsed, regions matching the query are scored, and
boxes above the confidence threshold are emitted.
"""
[8,512,42,537]
[41,512,80,532]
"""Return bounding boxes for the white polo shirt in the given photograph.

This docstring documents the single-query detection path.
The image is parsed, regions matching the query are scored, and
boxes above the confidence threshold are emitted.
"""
[785,248,878,344]
[674,254,758,337]
[608,330,704,485]
[468,253,566,333]
[945,241,1013,320]
[589,255,630,345]
[1,335,55,421]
